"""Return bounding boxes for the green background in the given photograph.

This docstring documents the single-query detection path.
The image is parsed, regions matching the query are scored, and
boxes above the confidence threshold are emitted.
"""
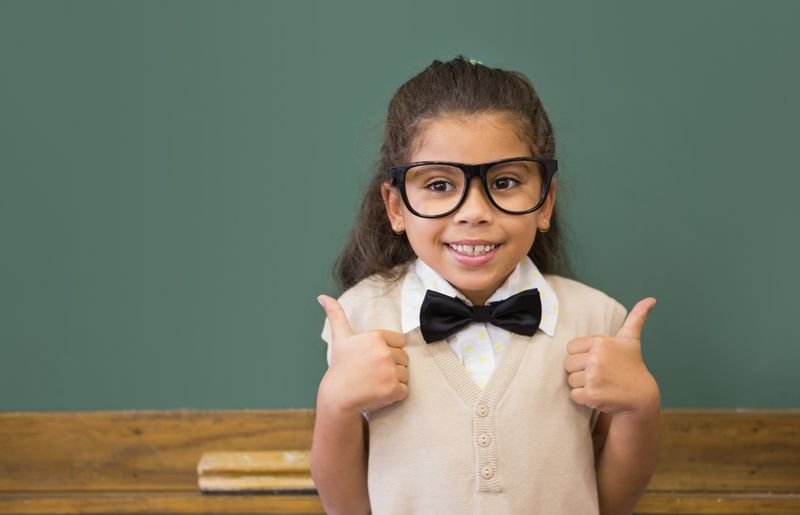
[2,0,798,411]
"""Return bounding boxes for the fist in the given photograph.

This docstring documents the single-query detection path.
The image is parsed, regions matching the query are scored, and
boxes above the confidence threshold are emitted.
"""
[563,298,660,418]
[318,294,409,415]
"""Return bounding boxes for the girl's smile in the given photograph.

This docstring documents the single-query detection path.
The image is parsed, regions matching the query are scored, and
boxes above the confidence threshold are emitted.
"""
[382,111,556,306]
[445,240,501,265]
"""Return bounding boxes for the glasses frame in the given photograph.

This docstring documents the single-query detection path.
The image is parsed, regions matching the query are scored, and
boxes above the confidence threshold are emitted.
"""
[388,156,558,218]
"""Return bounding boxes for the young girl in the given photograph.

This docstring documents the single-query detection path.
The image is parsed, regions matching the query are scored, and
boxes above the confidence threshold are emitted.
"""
[311,56,660,515]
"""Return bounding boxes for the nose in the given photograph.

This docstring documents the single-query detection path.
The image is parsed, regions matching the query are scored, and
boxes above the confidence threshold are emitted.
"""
[453,177,494,225]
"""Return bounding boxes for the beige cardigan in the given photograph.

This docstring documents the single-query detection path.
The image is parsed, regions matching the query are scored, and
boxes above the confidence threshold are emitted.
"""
[321,268,628,515]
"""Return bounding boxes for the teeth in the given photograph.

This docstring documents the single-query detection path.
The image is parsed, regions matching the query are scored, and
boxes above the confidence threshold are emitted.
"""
[448,243,497,256]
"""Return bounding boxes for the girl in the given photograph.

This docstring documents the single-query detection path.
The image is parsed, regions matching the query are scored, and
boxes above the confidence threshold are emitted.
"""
[311,56,660,515]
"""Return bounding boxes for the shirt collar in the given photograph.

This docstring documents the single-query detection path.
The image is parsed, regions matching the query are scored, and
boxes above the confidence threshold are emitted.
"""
[400,256,559,336]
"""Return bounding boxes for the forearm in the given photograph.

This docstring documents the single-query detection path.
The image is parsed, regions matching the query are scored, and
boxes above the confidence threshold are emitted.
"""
[310,376,371,515]
[595,394,661,515]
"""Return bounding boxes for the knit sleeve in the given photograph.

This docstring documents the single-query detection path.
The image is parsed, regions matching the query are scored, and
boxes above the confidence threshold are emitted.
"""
[607,298,629,336]
[319,288,358,368]
[320,318,332,367]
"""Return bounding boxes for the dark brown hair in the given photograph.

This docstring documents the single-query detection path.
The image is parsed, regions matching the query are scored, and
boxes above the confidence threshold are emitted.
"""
[334,55,573,292]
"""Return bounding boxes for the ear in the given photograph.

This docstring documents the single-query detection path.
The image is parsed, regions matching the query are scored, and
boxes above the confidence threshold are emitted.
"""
[539,178,557,230]
[380,182,406,233]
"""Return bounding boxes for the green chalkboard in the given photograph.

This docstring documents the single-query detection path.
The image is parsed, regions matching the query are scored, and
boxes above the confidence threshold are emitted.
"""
[2,0,798,410]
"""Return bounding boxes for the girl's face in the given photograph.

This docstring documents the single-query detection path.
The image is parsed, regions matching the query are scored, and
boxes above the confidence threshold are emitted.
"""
[381,112,556,306]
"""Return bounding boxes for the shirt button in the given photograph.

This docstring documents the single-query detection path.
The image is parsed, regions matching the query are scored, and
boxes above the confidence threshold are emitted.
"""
[478,433,491,447]
[481,465,495,479]
[476,403,489,417]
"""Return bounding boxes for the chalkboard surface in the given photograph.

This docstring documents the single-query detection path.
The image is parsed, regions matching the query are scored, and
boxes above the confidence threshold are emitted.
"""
[2,0,798,410]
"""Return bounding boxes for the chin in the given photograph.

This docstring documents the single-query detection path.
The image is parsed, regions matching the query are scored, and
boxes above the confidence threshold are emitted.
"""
[450,278,494,296]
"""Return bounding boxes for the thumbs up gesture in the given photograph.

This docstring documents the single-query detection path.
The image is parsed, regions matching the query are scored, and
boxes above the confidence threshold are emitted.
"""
[564,298,660,418]
[317,295,410,416]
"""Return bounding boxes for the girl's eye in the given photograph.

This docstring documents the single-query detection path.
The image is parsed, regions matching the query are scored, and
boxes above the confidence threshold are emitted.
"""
[426,180,455,193]
[491,176,520,190]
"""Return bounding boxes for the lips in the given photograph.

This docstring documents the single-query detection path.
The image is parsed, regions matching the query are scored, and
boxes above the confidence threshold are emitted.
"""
[444,241,501,265]
[446,242,498,256]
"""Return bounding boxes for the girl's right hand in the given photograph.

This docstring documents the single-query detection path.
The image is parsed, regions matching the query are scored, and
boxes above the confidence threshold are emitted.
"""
[317,294,409,415]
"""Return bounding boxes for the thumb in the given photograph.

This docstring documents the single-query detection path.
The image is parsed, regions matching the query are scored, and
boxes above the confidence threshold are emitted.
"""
[318,294,353,341]
[615,297,657,340]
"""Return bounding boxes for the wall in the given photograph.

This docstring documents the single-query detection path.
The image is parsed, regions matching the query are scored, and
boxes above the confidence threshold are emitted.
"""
[2,0,798,410]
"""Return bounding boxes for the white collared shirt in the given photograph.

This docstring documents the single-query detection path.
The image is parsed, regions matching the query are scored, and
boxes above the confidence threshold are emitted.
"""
[401,256,559,389]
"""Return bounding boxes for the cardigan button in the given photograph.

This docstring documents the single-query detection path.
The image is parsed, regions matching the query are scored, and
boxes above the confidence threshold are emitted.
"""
[481,465,495,479]
[478,433,491,447]
[476,403,489,417]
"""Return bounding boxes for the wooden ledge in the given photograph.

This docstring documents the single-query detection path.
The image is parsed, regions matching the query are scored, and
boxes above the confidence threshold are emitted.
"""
[0,492,324,515]
[635,492,800,514]
[198,451,314,492]
[0,409,797,514]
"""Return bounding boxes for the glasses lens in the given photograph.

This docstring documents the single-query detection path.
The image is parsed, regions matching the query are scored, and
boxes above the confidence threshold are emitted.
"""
[486,160,544,212]
[401,159,547,216]
[404,164,465,216]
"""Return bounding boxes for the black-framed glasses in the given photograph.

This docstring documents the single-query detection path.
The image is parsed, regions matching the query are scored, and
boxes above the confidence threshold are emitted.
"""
[389,157,557,218]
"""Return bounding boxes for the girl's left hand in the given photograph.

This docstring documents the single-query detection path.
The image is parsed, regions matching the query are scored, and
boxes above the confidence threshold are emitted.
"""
[564,298,660,419]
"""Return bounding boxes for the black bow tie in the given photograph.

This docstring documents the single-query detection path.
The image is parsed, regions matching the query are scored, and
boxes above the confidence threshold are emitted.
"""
[419,288,542,344]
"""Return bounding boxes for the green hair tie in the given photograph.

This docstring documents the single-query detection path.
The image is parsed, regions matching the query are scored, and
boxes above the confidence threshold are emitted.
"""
[468,58,484,66]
